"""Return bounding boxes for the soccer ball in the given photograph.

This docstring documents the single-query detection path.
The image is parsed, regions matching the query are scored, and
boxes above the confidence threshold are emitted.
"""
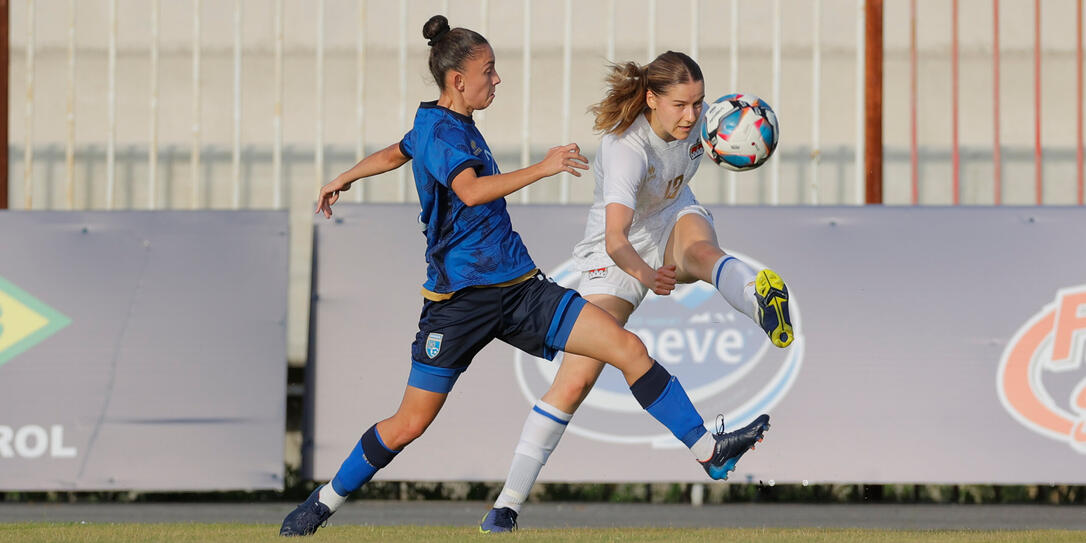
[700,93,779,171]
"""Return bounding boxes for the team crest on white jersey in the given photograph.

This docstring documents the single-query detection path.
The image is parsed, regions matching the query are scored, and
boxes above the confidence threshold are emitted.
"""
[586,267,609,280]
[425,333,444,359]
[689,142,704,160]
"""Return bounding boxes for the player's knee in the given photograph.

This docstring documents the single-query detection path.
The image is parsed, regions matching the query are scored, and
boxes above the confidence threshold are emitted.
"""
[383,416,431,447]
[686,240,721,269]
[551,377,594,406]
[617,330,650,362]
[400,417,431,443]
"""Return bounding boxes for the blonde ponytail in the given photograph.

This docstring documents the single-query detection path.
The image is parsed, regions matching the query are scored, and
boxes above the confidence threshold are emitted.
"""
[590,51,704,136]
[589,62,648,135]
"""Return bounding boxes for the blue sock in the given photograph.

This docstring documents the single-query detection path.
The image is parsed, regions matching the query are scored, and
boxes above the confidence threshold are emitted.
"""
[629,361,707,447]
[330,425,400,495]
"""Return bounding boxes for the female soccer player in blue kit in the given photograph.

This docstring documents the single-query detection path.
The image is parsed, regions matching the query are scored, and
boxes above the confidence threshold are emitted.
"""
[480,52,792,532]
[279,17,769,537]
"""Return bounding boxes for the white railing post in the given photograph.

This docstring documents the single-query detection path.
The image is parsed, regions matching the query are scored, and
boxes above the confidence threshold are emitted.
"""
[771,0,781,205]
[477,0,489,130]
[398,1,407,202]
[149,0,159,209]
[855,0,866,205]
[811,0,822,205]
[606,0,615,63]
[728,0,739,204]
[65,0,75,209]
[273,0,284,209]
[107,0,116,209]
[23,0,35,210]
[316,0,325,201]
[232,0,243,209]
[647,0,656,62]
[356,0,367,202]
[191,0,202,209]
[520,0,532,203]
[690,0,699,62]
[560,0,572,203]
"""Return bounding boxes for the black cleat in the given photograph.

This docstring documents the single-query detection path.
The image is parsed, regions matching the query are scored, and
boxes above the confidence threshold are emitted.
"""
[479,506,518,533]
[700,414,771,480]
[279,485,334,537]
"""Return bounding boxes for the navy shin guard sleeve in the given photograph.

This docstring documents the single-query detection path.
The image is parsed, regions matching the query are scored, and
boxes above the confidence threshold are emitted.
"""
[330,425,400,495]
[630,361,671,409]
[629,362,707,448]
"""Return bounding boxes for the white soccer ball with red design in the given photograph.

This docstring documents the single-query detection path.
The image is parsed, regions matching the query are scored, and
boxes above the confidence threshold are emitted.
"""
[700,93,779,171]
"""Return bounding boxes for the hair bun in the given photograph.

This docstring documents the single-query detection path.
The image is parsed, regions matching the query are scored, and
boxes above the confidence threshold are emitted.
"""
[423,15,451,46]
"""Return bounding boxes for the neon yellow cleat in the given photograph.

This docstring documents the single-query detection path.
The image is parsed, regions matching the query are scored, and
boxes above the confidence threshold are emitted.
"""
[755,269,794,348]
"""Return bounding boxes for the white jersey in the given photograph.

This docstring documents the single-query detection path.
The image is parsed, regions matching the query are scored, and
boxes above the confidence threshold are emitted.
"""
[572,107,707,270]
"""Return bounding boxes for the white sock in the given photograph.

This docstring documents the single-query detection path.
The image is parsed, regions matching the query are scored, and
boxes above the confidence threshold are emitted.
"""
[711,255,758,322]
[493,400,572,513]
[690,430,715,462]
[318,483,348,512]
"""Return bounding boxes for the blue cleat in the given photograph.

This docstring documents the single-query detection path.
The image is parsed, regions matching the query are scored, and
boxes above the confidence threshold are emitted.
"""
[700,414,771,480]
[479,507,518,533]
[755,269,794,348]
[279,485,334,537]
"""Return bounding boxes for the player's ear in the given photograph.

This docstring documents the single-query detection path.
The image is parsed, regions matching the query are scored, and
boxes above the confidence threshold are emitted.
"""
[646,90,657,111]
[453,71,466,93]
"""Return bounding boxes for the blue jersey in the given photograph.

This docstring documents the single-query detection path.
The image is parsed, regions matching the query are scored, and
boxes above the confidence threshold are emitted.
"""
[399,101,536,295]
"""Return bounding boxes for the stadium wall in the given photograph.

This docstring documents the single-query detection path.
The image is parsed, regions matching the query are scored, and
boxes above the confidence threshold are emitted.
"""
[0,211,287,491]
[309,204,1086,485]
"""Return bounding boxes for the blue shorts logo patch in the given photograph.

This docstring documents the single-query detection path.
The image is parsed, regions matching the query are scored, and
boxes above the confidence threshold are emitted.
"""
[425,332,444,359]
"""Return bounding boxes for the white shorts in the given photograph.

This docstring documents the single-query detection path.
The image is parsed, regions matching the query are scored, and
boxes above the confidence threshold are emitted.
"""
[574,204,714,307]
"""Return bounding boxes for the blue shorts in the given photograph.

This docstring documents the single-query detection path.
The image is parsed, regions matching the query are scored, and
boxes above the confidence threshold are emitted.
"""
[408,271,587,394]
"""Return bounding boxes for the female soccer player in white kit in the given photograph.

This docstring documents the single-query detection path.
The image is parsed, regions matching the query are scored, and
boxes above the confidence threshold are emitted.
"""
[481,51,793,533]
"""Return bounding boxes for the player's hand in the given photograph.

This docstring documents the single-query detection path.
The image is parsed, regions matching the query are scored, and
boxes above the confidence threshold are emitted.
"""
[315,177,353,218]
[538,143,589,178]
[649,264,677,296]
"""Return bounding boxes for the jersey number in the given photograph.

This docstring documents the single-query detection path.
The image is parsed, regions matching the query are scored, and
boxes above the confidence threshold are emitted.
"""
[664,175,684,199]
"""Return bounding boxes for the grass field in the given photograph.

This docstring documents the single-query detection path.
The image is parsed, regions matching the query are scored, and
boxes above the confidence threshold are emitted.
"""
[1,524,1083,543]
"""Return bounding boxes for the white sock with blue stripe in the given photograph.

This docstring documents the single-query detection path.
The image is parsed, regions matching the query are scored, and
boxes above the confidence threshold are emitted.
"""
[493,400,572,513]
[712,255,758,322]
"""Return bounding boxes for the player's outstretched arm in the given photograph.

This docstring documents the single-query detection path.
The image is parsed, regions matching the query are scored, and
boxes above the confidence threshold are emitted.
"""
[450,143,588,206]
[604,203,676,296]
[316,142,410,218]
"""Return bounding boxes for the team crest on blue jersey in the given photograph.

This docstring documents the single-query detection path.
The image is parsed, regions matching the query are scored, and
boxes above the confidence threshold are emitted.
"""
[425,333,444,359]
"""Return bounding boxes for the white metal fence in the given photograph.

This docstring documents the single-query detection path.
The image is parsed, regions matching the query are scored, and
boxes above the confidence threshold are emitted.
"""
[7,0,877,210]
[13,0,1086,209]
[8,0,1086,362]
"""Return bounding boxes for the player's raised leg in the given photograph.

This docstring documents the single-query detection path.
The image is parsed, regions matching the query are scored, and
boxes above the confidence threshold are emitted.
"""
[280,386,447,536]
[664,211,793,348]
